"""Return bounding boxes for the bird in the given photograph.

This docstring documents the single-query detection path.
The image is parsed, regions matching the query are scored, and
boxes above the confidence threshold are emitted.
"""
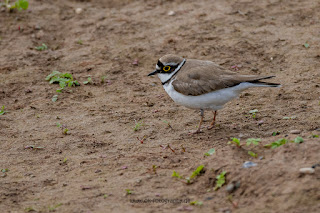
[148,54,281,134]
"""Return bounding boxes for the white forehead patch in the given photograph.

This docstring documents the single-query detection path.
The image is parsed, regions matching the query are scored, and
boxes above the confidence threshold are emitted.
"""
[164,63,178,66]
[156,64,160,70]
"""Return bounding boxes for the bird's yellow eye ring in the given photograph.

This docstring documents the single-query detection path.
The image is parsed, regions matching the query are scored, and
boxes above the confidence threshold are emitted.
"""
[163,66,171,72]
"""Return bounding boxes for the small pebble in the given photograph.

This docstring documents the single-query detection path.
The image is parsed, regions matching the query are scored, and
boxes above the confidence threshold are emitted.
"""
[226,183,235,193]
[257,120,264,125]
[242,161,257,168]
[289,130,301,134]
[299,168,315,174]
[132,59,139,65]
[168,11,175,16]
[35,30,44,39]
[75,8,83,14]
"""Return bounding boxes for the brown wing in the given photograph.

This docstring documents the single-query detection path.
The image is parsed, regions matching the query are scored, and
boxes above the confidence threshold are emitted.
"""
[172,59,275,96]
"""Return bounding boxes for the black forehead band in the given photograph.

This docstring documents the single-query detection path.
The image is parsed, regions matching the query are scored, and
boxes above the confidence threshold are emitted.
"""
[157,60,164,67]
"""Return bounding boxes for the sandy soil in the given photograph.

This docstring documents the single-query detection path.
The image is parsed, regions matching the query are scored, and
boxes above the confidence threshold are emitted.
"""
[0,0,319,212]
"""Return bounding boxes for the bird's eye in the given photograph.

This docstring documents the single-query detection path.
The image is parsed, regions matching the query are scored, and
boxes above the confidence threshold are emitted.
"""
[163,66,171,72]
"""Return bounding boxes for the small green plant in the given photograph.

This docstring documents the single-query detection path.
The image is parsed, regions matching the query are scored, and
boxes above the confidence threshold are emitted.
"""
[52,95,58,102]
[173,165,205,184]
[101,75,107,83]
[0,106,8,115]
[264,138,288,149]
[204,148,215,156]
[24,207,35,212]
[190,201,203,206]
[62,158,67,164]
[83,77,92,85]
[48,203,62,211]
[248,151,258,158]
[46,70,80,93]
[294,136,304,143]
[35,43,48,51]
[1,0,29,11]
[249,109,258,119]
[272,131,280,136]
[311,134,319,138]
[246,138,261,146]
[63,128,69,135]
[190,165,204,179]
[56,123,69,135]
[303,42,309,48]
[172,170,183,179]
[126,189,133,195]
[214,171,226,191]
[1,168,8,173]
[163,120,173,129]
[133,120,143,131]
[228,137,241,147]
[76,40,83,45]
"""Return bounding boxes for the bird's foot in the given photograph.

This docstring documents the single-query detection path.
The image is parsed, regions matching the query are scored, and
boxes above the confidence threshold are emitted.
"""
[188,129,202,135]
[207,125,215,130]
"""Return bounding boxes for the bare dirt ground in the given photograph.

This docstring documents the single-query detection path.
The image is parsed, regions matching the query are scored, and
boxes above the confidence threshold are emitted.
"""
[1,0,320,212]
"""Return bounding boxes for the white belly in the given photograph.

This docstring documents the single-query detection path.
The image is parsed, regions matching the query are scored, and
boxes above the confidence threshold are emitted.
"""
[163,81,258,110]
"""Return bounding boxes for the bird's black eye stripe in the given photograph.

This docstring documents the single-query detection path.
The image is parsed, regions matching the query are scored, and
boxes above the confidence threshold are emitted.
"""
[157,60,164,68]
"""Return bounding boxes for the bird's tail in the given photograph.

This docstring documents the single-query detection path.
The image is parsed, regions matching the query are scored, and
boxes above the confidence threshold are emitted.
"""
[249,76,281,87]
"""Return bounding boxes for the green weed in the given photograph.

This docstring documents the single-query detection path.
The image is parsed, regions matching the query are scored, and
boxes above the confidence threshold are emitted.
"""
[246,138,261,146]
[83,76,92,85]
[190,201,203,206]
[0,106,7,115]
[228,137,241,147]
[264,138,288,149]
[204,148,215,156]
[1,0,28,11]
[214,171,226,191]
[248,151,258,158]
[48,203,62,211]
[46,70,80,93]
[133,120,143,131]
[249,109,258,119]
[35,43,48,51]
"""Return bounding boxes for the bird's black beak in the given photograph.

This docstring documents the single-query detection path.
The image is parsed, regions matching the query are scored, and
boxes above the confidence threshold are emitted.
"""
[148,70,158,76]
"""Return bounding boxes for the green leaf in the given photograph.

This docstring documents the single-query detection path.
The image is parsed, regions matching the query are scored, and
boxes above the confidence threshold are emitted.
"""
[190,165,204,179]
[228,137,240,146]
[311,134,319,138]
[204,148,215,156]
[248,151,258,158]
[304,42,309,48]
[172,170,183,179]
[59,81,67,89]
[246,138,261,146]
[0,106,7,115]
[214,171,226,191]
[126,189,133,195]
[294,136,304,143]
[190,201,203,206]
[45,71,61,81]
[272,131,280,136]
[264,138,288,149]
[14,0,29,11]
[52,95,58,102]
[35,43,47,51]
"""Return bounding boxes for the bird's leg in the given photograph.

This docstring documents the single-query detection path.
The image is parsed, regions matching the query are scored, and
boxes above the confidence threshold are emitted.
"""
[189,109,204,134]
[207,111,217,130]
